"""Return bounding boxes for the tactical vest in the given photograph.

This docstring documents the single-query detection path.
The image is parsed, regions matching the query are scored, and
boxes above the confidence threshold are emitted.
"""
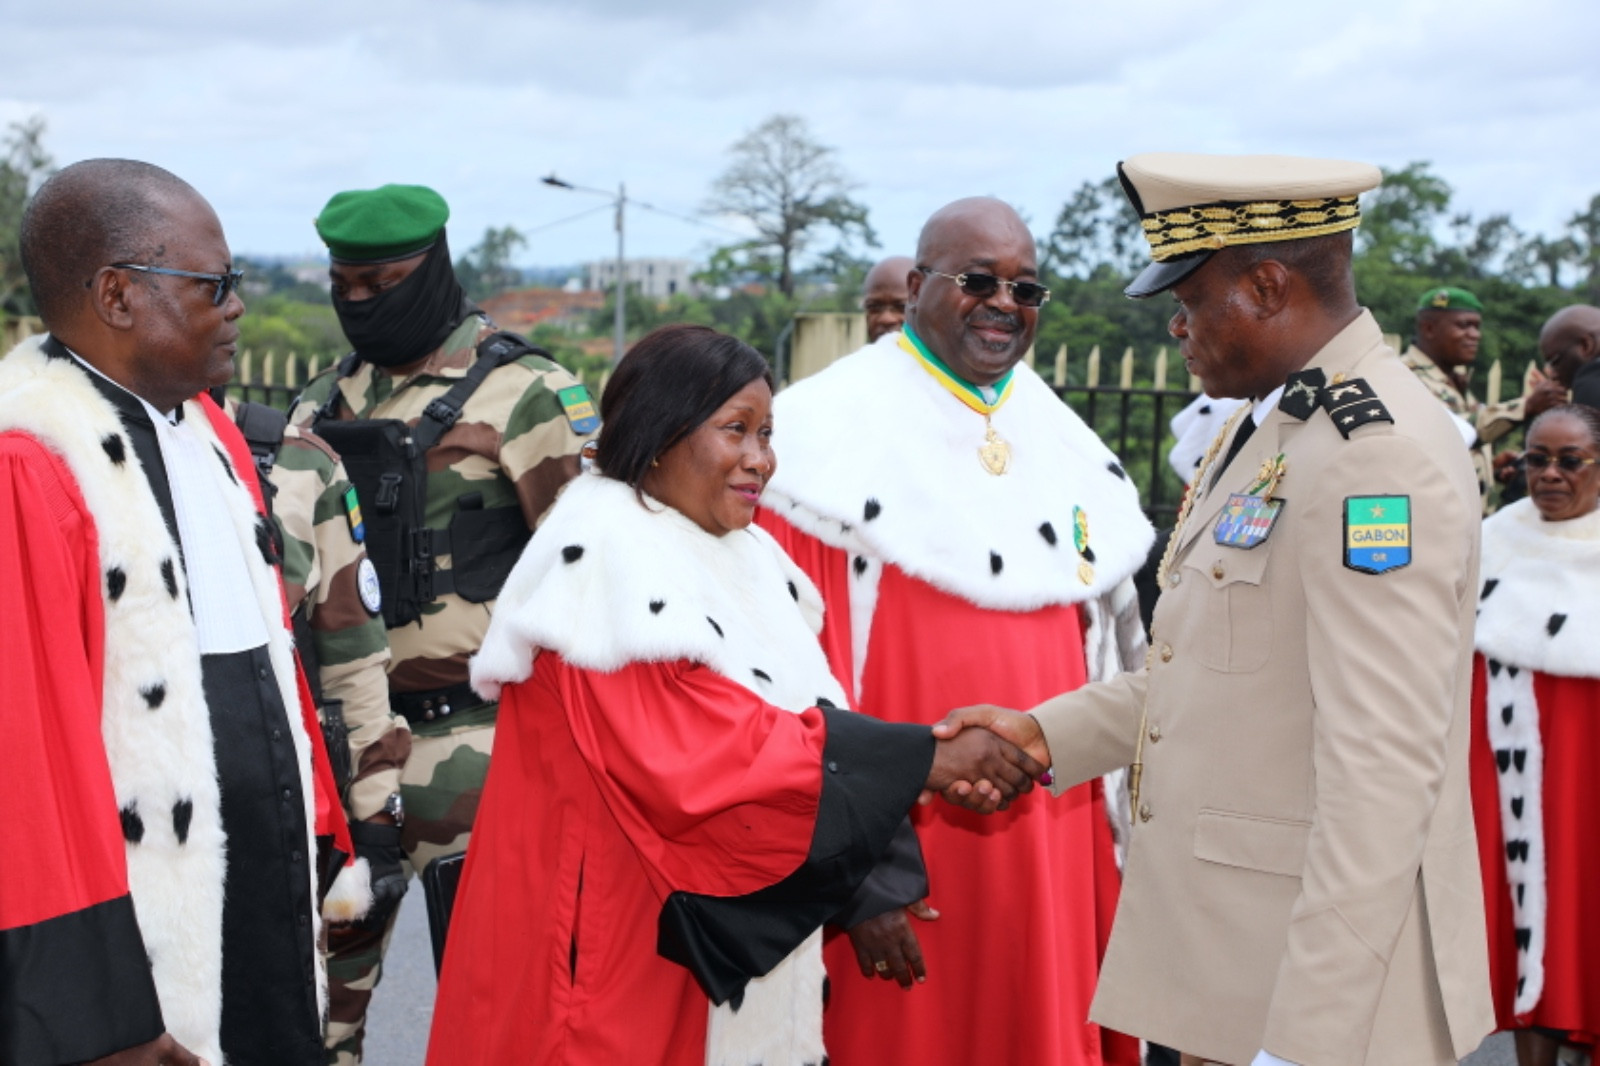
[310,330,545,631]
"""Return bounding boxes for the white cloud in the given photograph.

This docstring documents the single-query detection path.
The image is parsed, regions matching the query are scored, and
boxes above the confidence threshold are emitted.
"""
[2,0,1597,267]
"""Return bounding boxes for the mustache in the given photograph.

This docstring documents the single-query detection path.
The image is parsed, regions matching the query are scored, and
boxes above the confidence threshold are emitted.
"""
[969,310,1022,331]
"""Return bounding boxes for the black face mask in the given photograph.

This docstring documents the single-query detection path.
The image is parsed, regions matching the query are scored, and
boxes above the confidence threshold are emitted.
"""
[333,232,469,368]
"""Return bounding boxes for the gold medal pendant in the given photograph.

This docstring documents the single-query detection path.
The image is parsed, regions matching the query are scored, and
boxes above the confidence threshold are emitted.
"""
[979,421,1011,476]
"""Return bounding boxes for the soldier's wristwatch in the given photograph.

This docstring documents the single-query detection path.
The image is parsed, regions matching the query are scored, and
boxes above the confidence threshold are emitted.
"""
[382,791,405,827]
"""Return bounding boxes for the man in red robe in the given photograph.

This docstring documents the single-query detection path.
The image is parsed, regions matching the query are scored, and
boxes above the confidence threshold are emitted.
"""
[0,160,351,1065]
[759,197,1153,1065]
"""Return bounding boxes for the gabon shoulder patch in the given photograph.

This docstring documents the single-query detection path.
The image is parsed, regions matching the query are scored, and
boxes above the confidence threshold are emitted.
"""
[558,385,600,435]
[1344,495,1410,574]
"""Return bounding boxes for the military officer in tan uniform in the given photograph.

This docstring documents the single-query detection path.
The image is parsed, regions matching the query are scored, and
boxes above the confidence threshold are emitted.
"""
[1399,285,1564,511]
[936,154,1495,1066]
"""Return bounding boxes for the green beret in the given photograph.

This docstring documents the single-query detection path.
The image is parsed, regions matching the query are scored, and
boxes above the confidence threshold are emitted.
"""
[315,184,449,263]
[1416,286,1483,313]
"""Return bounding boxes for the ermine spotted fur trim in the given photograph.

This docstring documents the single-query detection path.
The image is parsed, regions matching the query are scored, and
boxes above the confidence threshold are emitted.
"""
[0,337,324,1062]
[763,334,1151,857]
[764,332,1154,614]
[473,471,847,1066]
[1475,499,1600,1015]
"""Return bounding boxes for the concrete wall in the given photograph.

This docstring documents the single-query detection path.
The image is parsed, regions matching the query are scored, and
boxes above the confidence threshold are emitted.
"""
[789,311,866,383]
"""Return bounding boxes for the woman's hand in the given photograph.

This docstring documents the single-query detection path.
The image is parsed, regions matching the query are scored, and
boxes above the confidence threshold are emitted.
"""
[847,899,940,989]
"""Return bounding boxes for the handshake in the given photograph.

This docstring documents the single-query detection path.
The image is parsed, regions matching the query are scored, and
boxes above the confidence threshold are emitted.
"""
[920,705,1052,813]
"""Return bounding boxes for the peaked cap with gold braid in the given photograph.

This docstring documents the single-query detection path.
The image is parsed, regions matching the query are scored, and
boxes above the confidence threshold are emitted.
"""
[1117,152,1383,298]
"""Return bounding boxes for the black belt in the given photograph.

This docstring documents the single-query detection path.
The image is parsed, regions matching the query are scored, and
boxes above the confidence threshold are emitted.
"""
[391,682,484,726]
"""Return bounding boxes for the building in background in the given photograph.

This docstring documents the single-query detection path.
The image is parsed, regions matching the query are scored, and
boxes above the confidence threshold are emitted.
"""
[585,257,697,299]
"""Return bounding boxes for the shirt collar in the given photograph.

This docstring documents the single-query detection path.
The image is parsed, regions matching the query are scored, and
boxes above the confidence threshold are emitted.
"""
[1251,384,1285,426]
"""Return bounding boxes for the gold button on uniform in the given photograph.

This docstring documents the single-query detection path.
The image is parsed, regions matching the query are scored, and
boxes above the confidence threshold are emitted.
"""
[1148,725,1162,743]
[1212,562,1226,581]
[1139,803,1152,822]
[1160,644,1173,662]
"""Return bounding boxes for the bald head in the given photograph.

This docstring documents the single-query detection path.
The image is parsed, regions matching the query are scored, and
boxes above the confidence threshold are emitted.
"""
[915,197,1033,268]
[21,158,201,328]
[862,255,914,343]
[1540,304,1600,389]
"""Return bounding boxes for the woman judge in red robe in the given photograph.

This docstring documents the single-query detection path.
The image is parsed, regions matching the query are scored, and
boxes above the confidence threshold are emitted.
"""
[425,325,1044,1066]
[1471,404,1600,1066]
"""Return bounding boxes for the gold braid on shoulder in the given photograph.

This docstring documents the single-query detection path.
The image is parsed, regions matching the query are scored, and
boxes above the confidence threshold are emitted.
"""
[1131,405,1250,813]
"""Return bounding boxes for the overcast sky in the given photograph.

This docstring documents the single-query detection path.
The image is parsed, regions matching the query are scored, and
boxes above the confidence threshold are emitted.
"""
[4,0,1597,274]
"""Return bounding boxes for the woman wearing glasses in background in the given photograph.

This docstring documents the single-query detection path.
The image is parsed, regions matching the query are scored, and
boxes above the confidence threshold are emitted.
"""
[1470,404,1600,1066]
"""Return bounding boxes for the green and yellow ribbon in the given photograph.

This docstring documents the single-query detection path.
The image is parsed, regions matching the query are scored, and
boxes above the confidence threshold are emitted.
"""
[898,326,1015,416]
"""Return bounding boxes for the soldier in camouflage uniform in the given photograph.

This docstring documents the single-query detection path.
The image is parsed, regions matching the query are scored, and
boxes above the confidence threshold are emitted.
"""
[1399,285,1565,511]
[226,397,408,871]
[290,184,592,1065]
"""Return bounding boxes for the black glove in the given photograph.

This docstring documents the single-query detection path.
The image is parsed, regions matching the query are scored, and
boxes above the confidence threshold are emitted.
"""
[348,819,408,927]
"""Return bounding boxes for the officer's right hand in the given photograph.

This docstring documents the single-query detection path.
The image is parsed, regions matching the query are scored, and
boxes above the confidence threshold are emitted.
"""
[349,819,409,927]
[87,1032,206,1066]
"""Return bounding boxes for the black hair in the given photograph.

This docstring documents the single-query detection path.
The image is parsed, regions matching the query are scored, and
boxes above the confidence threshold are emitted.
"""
[596,324,774,488]
[1229,230,1354,313]
[1529,403,1600,451]
[20,158,199,326]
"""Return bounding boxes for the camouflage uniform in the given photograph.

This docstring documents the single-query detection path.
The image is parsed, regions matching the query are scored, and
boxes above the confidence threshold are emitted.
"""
[1400,344,1526,512]
[292,314,590,1065]
[261,412,405,820]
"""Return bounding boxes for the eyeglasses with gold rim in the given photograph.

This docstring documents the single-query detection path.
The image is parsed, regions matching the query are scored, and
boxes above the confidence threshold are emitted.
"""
[1523,452,1599,474]
[920,268,1050,308]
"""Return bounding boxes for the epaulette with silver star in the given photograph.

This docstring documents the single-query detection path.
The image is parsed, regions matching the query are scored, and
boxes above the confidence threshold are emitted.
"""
[1320,378,1393,438]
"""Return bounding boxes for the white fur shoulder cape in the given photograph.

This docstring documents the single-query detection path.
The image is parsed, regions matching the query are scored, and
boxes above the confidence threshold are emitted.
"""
[1476,497,1600,679]
[763,331,1154,612]
[471,470,848,1066]
[0,336,328,1063]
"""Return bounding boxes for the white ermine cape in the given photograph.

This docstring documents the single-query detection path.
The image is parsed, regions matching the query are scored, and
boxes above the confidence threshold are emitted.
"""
[1475,497,1600,1014]
[473,470,850,1066]
[0,336,325,1064]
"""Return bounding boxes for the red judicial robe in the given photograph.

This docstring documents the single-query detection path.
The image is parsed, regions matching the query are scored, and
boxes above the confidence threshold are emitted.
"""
[0,336,351,1064]
[759,331,1156,1066]
[430,656,841,1064]
[1472,665,1600,1045]
[767,520,1136,1065]
[1469,498,1600,1047]
[428,471,935,1066]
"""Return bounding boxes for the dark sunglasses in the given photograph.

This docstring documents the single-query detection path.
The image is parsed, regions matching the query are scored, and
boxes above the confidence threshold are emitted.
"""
[921,268,1050,308]
[1523,452,1599,473]
[112,262,244,306]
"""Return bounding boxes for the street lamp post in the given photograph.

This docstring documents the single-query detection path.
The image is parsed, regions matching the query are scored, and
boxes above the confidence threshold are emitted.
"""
[542,174,627,363]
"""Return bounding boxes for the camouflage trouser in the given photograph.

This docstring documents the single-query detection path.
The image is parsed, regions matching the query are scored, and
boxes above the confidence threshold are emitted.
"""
[324,711,496,1066]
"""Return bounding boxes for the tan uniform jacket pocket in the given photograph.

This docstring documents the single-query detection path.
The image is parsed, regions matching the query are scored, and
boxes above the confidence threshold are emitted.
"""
[1193,808,1311,878]
[1180,541,1273,673]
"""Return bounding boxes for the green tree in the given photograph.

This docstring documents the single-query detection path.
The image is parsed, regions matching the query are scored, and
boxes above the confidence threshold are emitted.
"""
[1563,193,1600,300]
[1043,176,1145,279]
[455,225,527,300]
[0,116,54,316]
[1354,161,1452,271]
[703,115,877,297]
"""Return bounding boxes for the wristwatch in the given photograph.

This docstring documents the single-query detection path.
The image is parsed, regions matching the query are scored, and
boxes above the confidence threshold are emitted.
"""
[382,791,405,828]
